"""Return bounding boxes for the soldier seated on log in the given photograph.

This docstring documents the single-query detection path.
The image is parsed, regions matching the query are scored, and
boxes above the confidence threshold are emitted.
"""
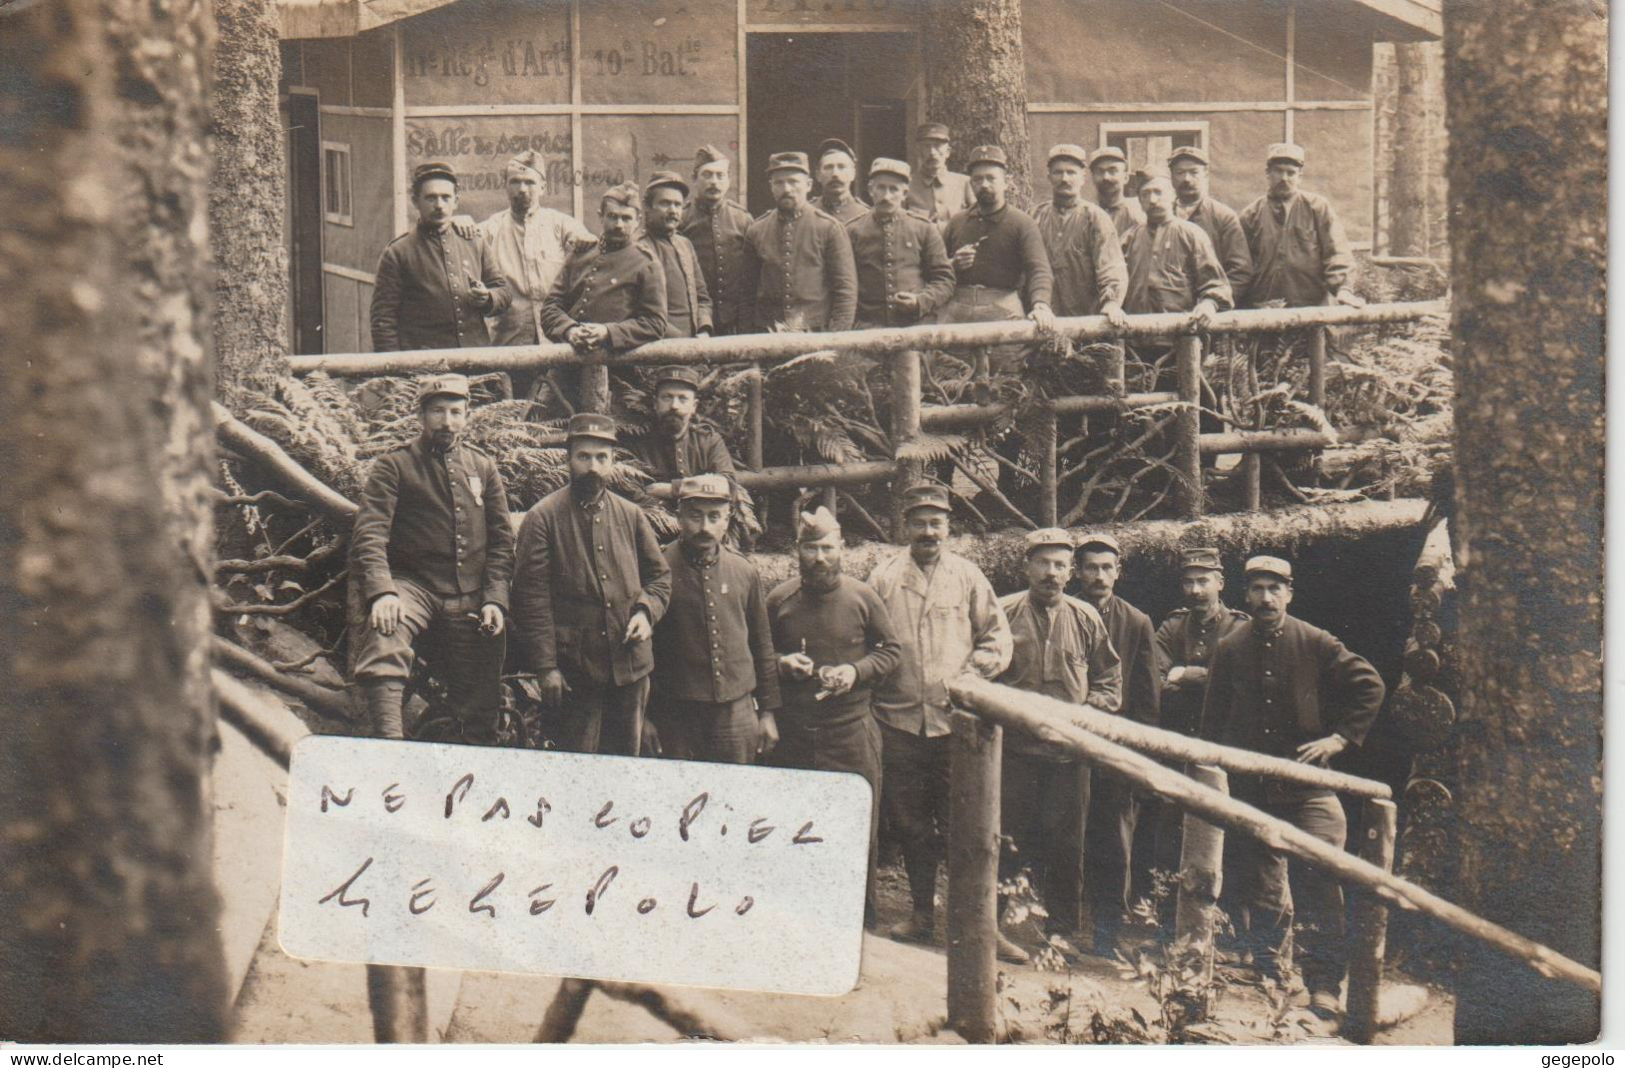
[1199,555,1386,1022]
[346,374,514,744]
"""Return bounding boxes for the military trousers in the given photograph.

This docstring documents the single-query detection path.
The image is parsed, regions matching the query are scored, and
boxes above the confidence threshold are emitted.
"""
[879,722,954,915]
[555,675,651,757]
[349,576,505,740]
[1083,767,1140,952]
[653,694,759,765]
[998,750,1089,934]
[1234,785,1349,994]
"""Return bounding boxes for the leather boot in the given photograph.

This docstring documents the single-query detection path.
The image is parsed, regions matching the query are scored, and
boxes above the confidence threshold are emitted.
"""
[362,679,407,739]
[996,932,1031,965]
[889,908,934,944]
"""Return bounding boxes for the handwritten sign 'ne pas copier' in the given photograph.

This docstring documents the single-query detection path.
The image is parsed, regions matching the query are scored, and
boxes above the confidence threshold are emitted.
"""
[279,737,871,996]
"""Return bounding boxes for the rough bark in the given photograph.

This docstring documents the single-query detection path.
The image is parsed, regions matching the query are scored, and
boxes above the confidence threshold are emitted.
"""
[0,0,227,1043]
[1389,43,1432,256]
[209,0,290,399]
[1444,0,1604,1043]
[921,0,1033,207]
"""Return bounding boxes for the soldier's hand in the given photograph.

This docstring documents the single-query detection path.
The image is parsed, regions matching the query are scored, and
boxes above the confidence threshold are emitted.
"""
[541,668,572,706]
[756,711,780,756]
[451,214,478,240]
[953,244,978,272]
[1180,665,1208,687]
[1296,733,1348,766]
[1334,289,1367,308]
[623,610,652,644]
[641,719,662,757]
[370,593,403,636]
[571,233,600,253]
[1028,302,1057,335]
[579,323,610,348]
[479,603,505,636]
[467,276,493,310]
[892,291,920,314]
[1187,299,1217,333]
[819,664,858,697]
[1102,301,1127,329]
[779,652,816,679]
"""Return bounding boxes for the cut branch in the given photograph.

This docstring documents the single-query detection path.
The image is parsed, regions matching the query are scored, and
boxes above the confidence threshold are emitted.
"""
[213,401,359,522]
[213,637,352,721]
[225,571,347,618]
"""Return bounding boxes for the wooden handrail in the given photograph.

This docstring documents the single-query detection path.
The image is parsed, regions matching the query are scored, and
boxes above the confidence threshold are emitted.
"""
[286,301,1445,377]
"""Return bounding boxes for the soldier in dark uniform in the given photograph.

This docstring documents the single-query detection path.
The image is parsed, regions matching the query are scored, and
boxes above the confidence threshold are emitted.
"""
[680,144,755,336]
[1169,146,1253,297]
[510,413,672,756]
[766,506,903,926]
[1075,532,1161,956]
[815,137,871,225]
[1139,547,1250,911]
[1089,146,1145,239]
[640,171,713,339]
[739,151,858,333]
[540,182,667,408]
[845,158,956,329]
[649,474,781,764]
[1201,556,1385,1021]
[370,163,512,352]
[347,374,514,742]
[632,365,738,484]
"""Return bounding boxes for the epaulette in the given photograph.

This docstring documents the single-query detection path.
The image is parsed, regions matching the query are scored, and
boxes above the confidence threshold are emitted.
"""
[1230,608,1252,621]
[905,206,934,222]
[754,208,777,223]
[1166,606,1190,618]
[809,206,840,223]
[383,231,415,249]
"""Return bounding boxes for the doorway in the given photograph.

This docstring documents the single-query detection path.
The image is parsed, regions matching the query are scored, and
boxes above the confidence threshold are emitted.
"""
[745,32,916,212]
[285,90,325,355]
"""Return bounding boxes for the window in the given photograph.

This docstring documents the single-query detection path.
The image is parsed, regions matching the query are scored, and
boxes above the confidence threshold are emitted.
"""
[1098,121,1210,182]
[322,141,352,227]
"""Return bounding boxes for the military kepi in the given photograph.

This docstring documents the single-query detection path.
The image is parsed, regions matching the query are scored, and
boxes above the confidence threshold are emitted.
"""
[1025,527,1075,554]
[1077,531,1122,556]
[967,144,1009,170]
[901,482,952,515]
[412,161,457,188]
[767,151,811,176]
[676,473,732,503]
[917,122,952,143]
[1168,145,1210,167]
[1244,554,1293,581]
[869,157,912,182]
[652,364,702,391]
[1180,546,1223,572]
[1088,146,1127,168]
[1266,142,1307,166]
[566,411,617,444]
[1047,143,1090,168]
[817,138,858,163]
[416,373,470,405]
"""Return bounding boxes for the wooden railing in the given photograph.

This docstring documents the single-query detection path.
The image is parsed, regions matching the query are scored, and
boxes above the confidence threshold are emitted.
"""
[289,302,1444,528]
[943,675,1602,1044]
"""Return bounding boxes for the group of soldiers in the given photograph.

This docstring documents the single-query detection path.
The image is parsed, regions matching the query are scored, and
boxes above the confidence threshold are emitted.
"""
[348,364,1385,1022]
[368,122,1360,413]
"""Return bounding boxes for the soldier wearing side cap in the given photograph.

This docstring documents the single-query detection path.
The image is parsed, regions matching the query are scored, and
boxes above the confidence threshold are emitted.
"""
[639,171,714,340]
[680,145,756,336]
[995,528,1123,961]
[868,483,1013,947]
[846,158,956,328]
[371,162,512,352]
[540,183,668,406]
[510,413,673,756]
[1139,547,1250,910]
[648,475,781,765]
[815,137,872,225]
[1168,145,1253,296]
[1238,143,1360,309]
[1200,555,1385,1020]
[739,151,858,332]
[347,375,515,743]
[1074,532,1161,956]
[906,122,975,225]
[1034,143,1129,324]
[1089,146,1146,238]
[767,506,904,925]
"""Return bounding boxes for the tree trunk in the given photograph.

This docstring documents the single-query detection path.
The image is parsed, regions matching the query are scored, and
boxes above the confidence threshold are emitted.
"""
[210,0,290,400]
[922,0,1033,207]
[1444,0,1604,1044]
[0,0,229,1044]
[1389,43,1431,256]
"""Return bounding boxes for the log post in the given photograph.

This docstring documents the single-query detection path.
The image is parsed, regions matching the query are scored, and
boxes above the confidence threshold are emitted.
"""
[946,710,1002,1044]
[580,361,610,414]
[1173,335,1204,518]
[1345,798,1399,1044]
[366,964,429,1043]
[1308,327,1327,410]
[1174,764,1228,965]
[535,977,595,1043]
[1242,453,1262,510]
[1037,406,1058,527]
[747,364,765,470]
[892,348,924,538]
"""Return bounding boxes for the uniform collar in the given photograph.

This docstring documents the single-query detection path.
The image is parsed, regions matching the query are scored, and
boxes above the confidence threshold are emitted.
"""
[776,203,807,221]
[416,220,451,237]
[973,201,1008,220]
[1252,614,1287,639]
[680,539,721,567]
